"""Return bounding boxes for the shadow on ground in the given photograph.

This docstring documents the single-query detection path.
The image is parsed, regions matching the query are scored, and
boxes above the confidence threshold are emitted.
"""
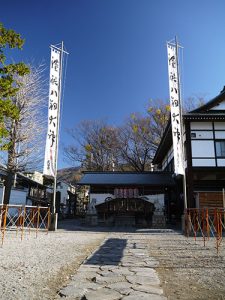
[84,238,127,265]
[57,218,180,235]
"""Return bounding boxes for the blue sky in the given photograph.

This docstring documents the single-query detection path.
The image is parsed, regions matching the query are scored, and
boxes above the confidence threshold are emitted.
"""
[1,0,225,169]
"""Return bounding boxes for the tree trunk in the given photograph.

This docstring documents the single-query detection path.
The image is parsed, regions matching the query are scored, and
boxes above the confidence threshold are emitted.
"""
[4,121,17,205]
[3,172,14,205]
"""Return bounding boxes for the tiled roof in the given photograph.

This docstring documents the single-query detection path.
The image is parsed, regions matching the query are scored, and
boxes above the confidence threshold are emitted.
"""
[78,171,175,186]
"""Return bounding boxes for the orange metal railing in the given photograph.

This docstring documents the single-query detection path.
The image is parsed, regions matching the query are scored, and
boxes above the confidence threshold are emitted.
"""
[0,205,51,246]
[185,208,225,254]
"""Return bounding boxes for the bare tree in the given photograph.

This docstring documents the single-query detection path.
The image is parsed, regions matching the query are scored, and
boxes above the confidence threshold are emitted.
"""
[2,64,47,204]
[64,100,171,172]
[117,114,157,172]
[116,99,171,172]
[183,95,206,113]
[64,97,206,173]
[64,120,119,171]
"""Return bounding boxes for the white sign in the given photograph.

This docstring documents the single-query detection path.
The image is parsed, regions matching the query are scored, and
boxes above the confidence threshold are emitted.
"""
[43,47,61,177]
[167,43,184,175]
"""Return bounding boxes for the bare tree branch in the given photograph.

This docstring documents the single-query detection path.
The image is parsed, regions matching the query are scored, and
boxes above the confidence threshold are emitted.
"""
[1,63,48,203]
[64,120,119,171]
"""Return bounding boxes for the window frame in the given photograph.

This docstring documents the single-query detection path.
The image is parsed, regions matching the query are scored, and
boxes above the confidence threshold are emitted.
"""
[215,140,225,158]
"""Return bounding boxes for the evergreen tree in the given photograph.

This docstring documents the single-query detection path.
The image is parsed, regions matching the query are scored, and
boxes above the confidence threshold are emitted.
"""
[0,23,29,204]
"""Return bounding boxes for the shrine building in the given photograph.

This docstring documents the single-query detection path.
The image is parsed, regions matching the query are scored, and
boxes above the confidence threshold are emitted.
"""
[79,87,225,227]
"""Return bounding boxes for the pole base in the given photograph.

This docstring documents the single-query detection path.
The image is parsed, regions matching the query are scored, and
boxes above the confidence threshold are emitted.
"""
[49,213,58,231]
[181,214,185,233]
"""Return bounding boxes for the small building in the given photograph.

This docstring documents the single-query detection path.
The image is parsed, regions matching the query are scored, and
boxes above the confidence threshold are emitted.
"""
[0,168,50,207]
[18,173,51,206]
[24,171,44,185]
[56,181,76,217]
[79,171,175,226]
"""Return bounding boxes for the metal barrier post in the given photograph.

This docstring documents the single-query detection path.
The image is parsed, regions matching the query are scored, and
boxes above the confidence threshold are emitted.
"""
[1,205,8,246]
[0,205,2,231]
[17,206,22,237]
[36,206,40,238]
[21,206,26,241]
[47,207,51,234]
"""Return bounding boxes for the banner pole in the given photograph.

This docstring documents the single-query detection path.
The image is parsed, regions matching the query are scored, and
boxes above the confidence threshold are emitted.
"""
[43,41,68,230]
[175,36,187,211]
[52,41,64,222]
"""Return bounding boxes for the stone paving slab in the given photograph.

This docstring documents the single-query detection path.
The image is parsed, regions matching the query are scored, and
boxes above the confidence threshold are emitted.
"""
[57,234,167,299]
[84,288,122,300]
[122,291,167,300]
[132,284,164,295]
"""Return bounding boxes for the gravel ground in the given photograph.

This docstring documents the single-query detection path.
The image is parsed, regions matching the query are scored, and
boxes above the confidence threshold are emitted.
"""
[146,230,225,300]
[0,221,224,300]
[0,220,106,300]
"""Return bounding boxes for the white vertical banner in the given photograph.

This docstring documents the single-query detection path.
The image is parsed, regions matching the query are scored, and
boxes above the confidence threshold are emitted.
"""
[167,43,184,175]
[43,47,61,177]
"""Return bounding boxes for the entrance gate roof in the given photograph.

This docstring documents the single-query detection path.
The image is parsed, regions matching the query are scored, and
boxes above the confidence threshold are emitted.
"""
[78,171,175,187]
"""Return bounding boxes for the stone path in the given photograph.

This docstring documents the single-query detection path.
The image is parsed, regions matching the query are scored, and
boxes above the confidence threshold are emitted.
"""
[58,234,167,299]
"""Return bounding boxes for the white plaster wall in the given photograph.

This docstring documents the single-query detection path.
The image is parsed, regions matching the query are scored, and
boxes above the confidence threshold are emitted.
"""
[215,131,225,139]
[191,140,215,157]
[217,159,225,167]
[0,187,27,205]
[57,182,69,205]
[143,194,165,211]
[192,159,216,167]
[191,131,213,139]
[10,189,27,205]
[32,171,43,184]
[214,122,225,129]
[190,122,212,130]
[210,101,225,110]
[90,193,165,211]
[90,193,114,205]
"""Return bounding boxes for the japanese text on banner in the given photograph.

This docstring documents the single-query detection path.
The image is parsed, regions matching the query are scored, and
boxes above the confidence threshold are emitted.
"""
[43,47,61,177]
[167,43,184,175]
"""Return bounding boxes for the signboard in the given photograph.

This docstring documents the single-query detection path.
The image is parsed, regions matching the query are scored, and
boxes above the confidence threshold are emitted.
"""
[167,43,184,175]
[114,188,139,199]
[43,47,61,177]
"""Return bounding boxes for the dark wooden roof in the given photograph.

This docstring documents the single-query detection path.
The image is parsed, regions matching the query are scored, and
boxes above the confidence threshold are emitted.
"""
[78,171,175,186]
[190,87,225,113]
